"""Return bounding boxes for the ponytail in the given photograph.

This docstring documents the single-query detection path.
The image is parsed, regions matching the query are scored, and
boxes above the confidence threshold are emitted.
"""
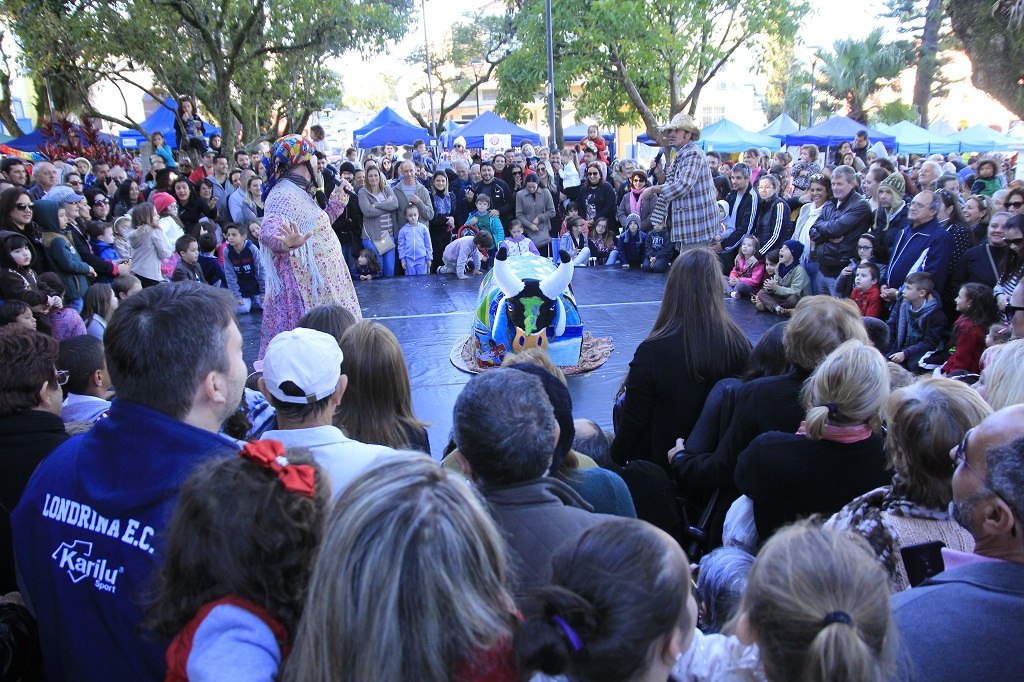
[513,586,596,677]
[804,617,886,682]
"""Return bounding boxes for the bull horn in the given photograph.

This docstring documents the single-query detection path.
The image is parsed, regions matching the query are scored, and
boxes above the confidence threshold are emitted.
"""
[492,245,524,297]
[539,249,574,300]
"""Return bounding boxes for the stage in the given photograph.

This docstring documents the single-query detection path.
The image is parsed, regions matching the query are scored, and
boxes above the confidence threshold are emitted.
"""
[237,267,779,458]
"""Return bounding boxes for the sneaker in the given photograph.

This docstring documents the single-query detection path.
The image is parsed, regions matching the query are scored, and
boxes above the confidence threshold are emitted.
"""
[437,265,453,274]
[777,306,793,316]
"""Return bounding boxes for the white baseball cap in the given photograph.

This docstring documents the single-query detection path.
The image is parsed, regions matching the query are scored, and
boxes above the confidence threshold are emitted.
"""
[261,328,343,404]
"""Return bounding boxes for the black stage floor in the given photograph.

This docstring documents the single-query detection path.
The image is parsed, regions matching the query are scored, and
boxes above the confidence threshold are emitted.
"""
[237,267,778,459]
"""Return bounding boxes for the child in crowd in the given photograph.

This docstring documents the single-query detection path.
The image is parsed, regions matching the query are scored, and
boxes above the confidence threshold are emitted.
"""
[151,191,184,279]
[146,442,328,681]
[171,234,203,283]
[560,216,592,266]
[197,232,228,288]
[112,215,132,260]
[987,322,1011,347]
[724,235,765,299]
[790,143,821,192]
[40,271,86,340]
[501,219,540,256]
[438,232,493,280]
[616,213,646,269]
[87,221,123,282]
[466,193,503,265]
[129,202,172,288]
[112,272,142,303]
[223,223,265,314]
[57,334,113,424]
[641,221,673,273]
[0,231,61,314]
[81,283,117,341]
[247,220,262,245]
[397,204,432,276]
[588,217,618,265]
[851,261,884,319]
[836,234,885,298]
[559,202,588,238]
[756,241,809,314]
[0,299,36,331]
[940,283,1000,375]
[559,149,582,201]
[356,249,383,280]
[886,271,947,370]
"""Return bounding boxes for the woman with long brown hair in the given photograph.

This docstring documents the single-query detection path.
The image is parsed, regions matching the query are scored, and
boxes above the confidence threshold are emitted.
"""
[335,320,430,453]
[610,249,751,469]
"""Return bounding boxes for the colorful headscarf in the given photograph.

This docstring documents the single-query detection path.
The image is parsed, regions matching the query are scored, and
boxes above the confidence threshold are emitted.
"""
[263,134,316,201]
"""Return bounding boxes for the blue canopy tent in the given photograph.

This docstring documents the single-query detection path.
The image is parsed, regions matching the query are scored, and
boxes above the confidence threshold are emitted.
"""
[949,125,1015,153]
[448,111,541,149]
[929,119,957,137]
[562,123,614,143]
[353,107,421,144]
[5,124,114,153]
[357,121,429,148]
[637,118,779,152]
[760,113,800,138]
[118,99,221,150]
[783,116,896,148]
[886,120,959,155]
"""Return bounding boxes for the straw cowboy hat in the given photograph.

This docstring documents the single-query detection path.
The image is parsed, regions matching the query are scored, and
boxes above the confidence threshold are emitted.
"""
[659,112,701,140]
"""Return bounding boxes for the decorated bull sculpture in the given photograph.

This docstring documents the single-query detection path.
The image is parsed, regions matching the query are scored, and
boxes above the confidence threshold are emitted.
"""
[471,247,584,368]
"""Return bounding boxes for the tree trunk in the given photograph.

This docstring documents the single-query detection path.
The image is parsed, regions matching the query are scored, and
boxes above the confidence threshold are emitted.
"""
[913,0,942,128]
[946,0,1024,120]
[0,73,24,136]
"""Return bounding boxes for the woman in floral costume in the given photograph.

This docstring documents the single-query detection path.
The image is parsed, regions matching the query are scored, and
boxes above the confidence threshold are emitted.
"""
[258,134,361,357]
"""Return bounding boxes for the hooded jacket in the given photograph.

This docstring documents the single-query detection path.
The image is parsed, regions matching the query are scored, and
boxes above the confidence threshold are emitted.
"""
[36,200,91,299]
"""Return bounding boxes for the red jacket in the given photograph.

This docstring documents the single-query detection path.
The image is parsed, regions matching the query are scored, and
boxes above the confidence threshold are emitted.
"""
[942,316,987,375]
[852,284,884,319]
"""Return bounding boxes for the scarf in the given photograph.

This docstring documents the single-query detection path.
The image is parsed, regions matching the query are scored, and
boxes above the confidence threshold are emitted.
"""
[629,190,642,216]
[796,422,874,443]
[777,259,799,280]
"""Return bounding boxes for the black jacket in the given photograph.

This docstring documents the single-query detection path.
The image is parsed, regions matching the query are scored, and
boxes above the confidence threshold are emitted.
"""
[721,187,758,254]
[953,243,1006,290]
[577,180,618,226]
[810,192,873,275]
[752,195,793,258]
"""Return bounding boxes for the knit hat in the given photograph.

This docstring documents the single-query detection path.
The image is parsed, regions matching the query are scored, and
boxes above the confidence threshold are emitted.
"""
[878,172,905,197]
[454,136,467,148]
[262,328,343,404]
[783,239,805,261]
[41,185,84,205]
[625,212,642,228]
[338,161,357,175]
[150,191,176,215]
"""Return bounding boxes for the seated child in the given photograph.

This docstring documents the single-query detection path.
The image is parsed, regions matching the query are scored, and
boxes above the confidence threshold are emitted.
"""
[0,299,36,331]
[57,334,113,425]
[147,443,327,682]
[0,230,61,314]
[87,221,125,282]
[465,193,503,266]
[438,232,493,280]
[559,202,589,238]
[587,217,618,266]
[81,283,117,341]
[112,215,132,260]
[641,221,673,273]
[39,271,86,340]
[113,272,142,303]
[755,240,810,314]
[197,232,228,288]
[616,213,646,270]
[939,283,999,375]
[171,234,203,283]
[223,223,265,314]
[836,233,885,298]
[724,235,765,299]
[851,261,884,319]
[397,204,432,276]
[501,219,540,256]
[559,216,591,266]
[886,271,947,370]
[356,249,383,280]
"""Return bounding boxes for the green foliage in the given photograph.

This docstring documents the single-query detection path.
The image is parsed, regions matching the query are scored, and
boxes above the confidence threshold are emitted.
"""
[495,0,809,144]
[870,101,919,125]
[763,40,814,127]
[814,28,912,124]
[946,0,1024,119]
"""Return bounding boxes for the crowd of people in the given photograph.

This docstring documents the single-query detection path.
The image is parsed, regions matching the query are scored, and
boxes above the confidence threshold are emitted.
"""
[2,108,1024,681]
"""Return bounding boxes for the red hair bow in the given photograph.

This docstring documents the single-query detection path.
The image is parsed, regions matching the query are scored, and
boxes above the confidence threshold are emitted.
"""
[239,440,316,497]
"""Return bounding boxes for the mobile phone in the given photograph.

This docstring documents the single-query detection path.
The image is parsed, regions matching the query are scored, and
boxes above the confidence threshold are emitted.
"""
[901,540,946,587]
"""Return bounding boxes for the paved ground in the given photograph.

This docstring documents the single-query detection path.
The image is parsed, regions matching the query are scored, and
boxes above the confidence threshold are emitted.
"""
[237,266,778,459]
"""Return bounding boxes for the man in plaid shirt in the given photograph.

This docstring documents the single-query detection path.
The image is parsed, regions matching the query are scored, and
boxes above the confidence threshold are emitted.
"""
[645,113,721,254]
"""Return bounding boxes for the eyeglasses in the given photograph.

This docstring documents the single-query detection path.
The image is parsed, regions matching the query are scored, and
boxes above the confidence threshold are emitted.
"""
[56,369,69,386]
[587,172,601,177]
[857,244,873,250]
[93,198,108,205]
[1007,201,1024,210]
[68,180,83,186]
[14,202,33,210]
[1006,237,1024,246]
[631,177,646,183]
[1004,303,1024,317]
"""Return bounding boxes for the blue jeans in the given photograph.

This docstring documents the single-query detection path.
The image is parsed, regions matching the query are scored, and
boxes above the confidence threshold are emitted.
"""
[362,238,396,277]
[815,270,838,297]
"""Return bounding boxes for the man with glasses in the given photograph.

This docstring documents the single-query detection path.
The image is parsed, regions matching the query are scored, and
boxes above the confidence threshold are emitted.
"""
[881,190,953,304]
[892,405,1024,681]
[643,113,720,255]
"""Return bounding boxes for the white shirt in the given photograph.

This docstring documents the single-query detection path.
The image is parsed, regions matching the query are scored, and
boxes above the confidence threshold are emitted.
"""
[260,425,395,497]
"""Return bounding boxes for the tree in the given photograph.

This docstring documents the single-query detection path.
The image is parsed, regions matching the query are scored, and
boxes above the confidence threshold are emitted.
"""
[403,13,515,136]
[0,30,24,136]
[495,0,809,146]
[945,0,1024,119]
[883,0,957,128]
[763,40,813,128]
[870,101,920,126]
[814,29,912,125]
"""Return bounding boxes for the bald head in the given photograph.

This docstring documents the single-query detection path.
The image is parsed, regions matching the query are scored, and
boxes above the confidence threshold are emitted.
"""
[963,405,1024,478]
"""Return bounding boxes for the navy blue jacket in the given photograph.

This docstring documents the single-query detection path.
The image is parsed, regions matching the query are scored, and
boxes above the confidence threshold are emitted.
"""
[884,217,954,295]
[12,400,235,681]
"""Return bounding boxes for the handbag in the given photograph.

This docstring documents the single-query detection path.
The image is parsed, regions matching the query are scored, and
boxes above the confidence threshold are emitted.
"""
[372,230,395,255]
